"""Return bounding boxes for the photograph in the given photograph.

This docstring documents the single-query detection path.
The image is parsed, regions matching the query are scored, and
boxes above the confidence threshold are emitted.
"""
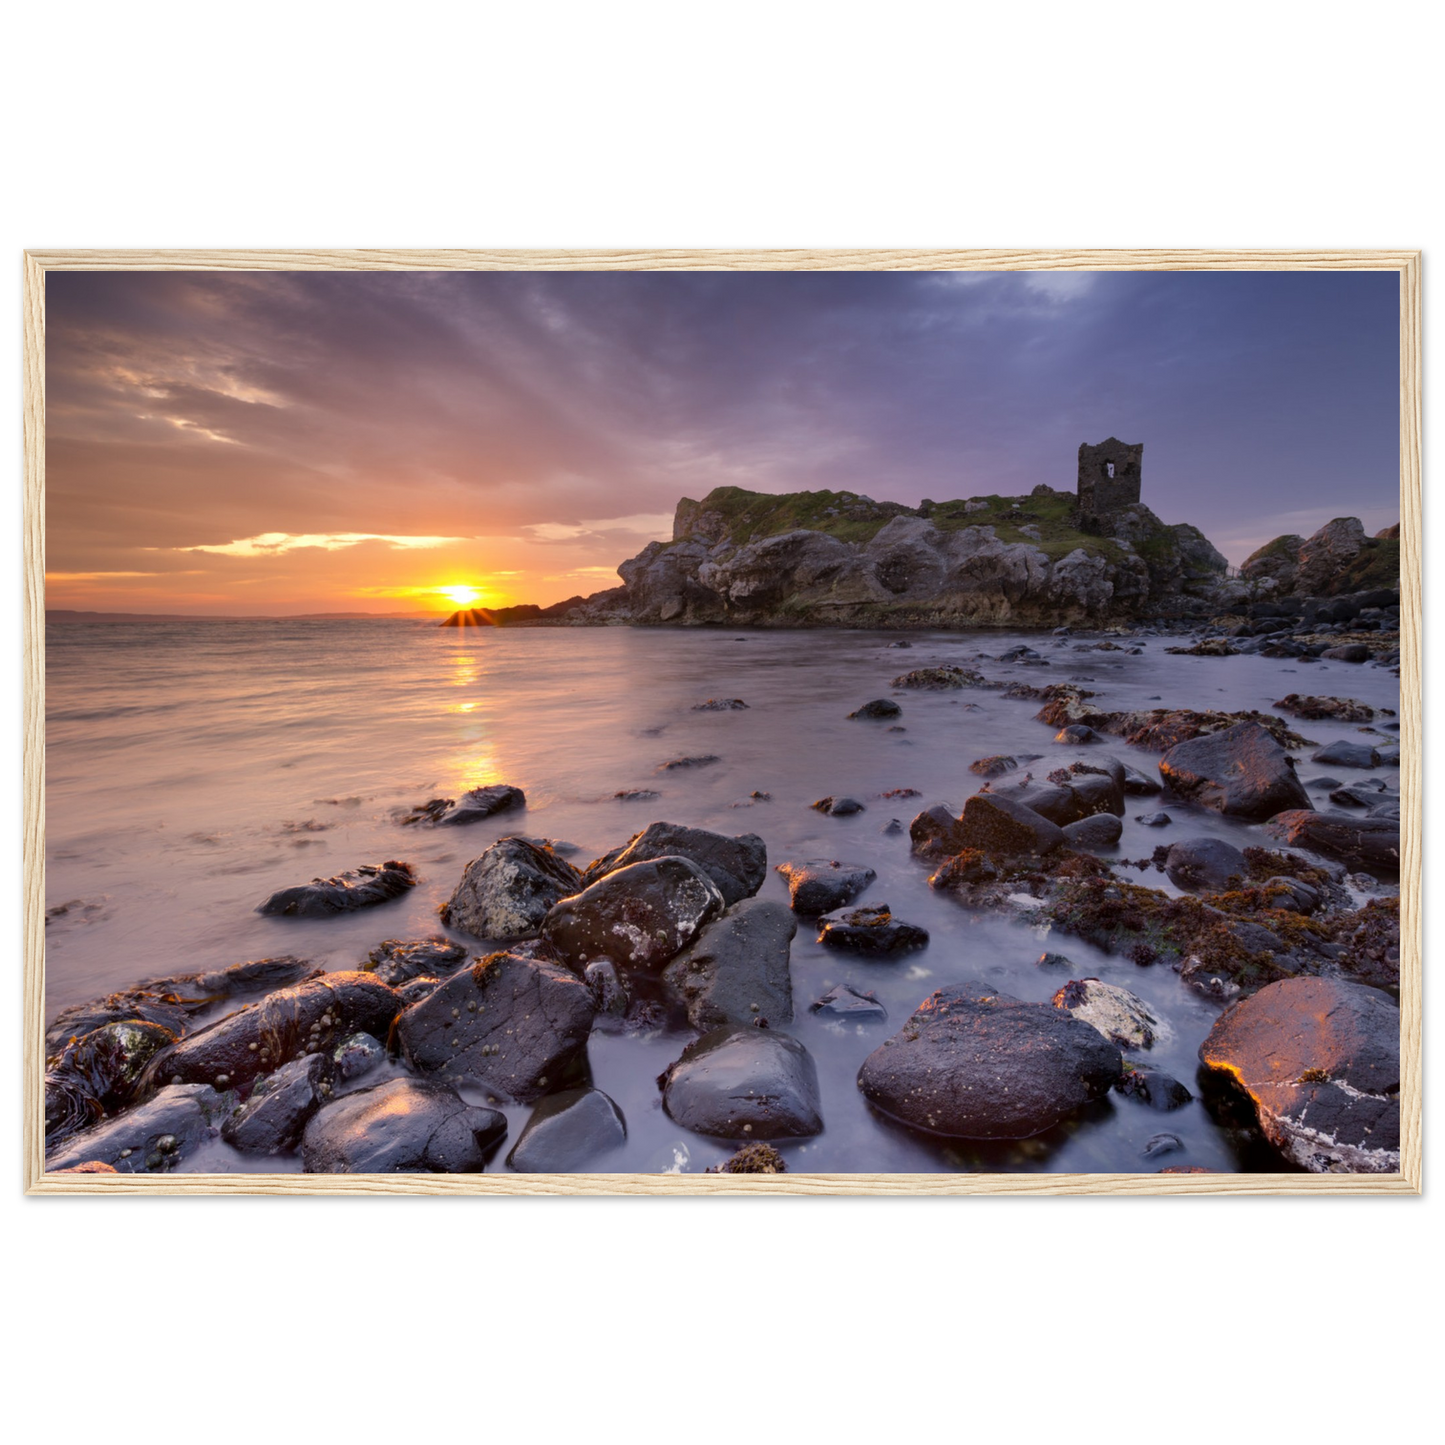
[28,255,1417,1190]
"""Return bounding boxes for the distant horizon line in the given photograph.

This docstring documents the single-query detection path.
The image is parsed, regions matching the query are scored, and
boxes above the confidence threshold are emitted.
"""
[45,607,450,622]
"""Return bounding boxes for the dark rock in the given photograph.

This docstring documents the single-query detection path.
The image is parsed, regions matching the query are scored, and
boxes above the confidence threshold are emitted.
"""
[662,897,796,1030]
[969,755,1017,777]
[1304,776,1343,790]
[705,1142,787,1173]
[1116,1065,1193,1110]
[1062,814,1122,849]
[1311,740,1379,769]
[258,861,417,917]
[1164,837,1249,892]
[909,805,969,859]
[1330,781,1388,808]
[222,1053,332,1154]
[810,984,887,1022]
[1158,721,1311,819]
[1200,977,1400,1172]
[661,1028,823,1139]
[881,818,904,836]
[143,955,321,999]
[615,788,661,802]
[692,698,748,711]
[848,699,902,719]
[331,1031,387,1080]
[1121,764,1163,796]
[1274,694,1376,722]
[1137,811,1172,827]
[47,1084,234,1172]
[542,856,725,971]
[44,1019,178,1145]
[1036,953,1075,968]
[434,784,526,826]
[140,972,401,1094]
[1055,724,1100,745]
[816,903,929,955]
[364,936,469,985]
[892,666,985,689]
[775,858,876,914]
[397,977,443,1006]
[857,987,1122,1139]
[1321,644,1370,663]
[584,958,630,1018]
[812,795,866,816]
[956,793,1065,855]
[505,1088,627,1172]
[396,952,595,1103]
[581,821,766,906]
[1265,810,1400,875]
[301,1077,506,1172]
[658,754,720,771]
[441,837,583,940]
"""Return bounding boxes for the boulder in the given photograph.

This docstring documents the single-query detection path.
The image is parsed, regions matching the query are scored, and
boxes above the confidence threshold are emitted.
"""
[909,805,969,859]
[813,795,866,816]
[1265,810,1400,875]
[257,861,417,917]
[956,793,1064,855]
[434,784,526,826]
[705,1142,788,1173]
[505,1088,627,1172]
[848,699,902,720]
[541,856,725,971]
[810,984,887,1022]
[1055,724,1101,745]
[441,837,583,940]
[331,1032,387,1080]
[661,1027,823,1139]
[140,972,401,1094]
[658,754,720,771]
[301,1078,506,1172]
[816,904,929,955]
[396,952,595,1103]
[580,822,766,906]
[662,898,796,1030]
[1311,740,1380,769]
[1295,517,1366,595]
[969,755,1017,777]
[47,1084,234,1172]
[583,958,629,1018]
[1116,1065,1193,1111]
[1321,644,1370,663]
[692,698,748,711]
[1137,811,1172,828]
[1121,764,1163,796]
[1199,977,1400,1172]
[1061,814,1122,849]
[221,1053,332,1154]
[1158,721,1310,820]
[364,937,469,985]
[1164,837,1249,893]
[775,858,876,914]
[1051,978,1170,1049]
[857,986,1122,1139]
[44,1019,178,1146]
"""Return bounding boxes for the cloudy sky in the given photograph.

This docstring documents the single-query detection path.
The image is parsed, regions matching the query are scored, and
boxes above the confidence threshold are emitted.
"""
[46,267,1401,615]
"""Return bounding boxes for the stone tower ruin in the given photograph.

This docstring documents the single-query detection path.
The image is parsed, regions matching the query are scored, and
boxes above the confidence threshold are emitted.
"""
[1076,437,1142,531]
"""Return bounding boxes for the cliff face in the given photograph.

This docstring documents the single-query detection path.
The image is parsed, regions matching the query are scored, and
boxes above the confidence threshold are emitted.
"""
[1241,517,1400,598]
[554,484,1228,628]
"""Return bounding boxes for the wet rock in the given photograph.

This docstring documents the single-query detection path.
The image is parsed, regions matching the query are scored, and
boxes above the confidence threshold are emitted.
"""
[584,958,630,1018]
[581,821,766,906]
[692,698,748,711]
[1311,740,1379,769]
[542,856,725,972]
[662,897,796,1030]
[888,640,914,649]
[397,977,444,1006]
[1137,811,1172,827]
[47,1084,234,1172]
[857,987,1122,1139]
[776,858,876,914]
[396,952,594,1102]
[881,818,904,836]
[1142,1132,1183,1158]
[437,784,526,826]
[1274,694,1376,722]
[44,1019,178,1146]
[441,837,584,941]
[849,699,902,719]
[141,972,401,1094]
[1062,814,1122,849]
[891,666,986,690]
[969,755,1017,776]
[1116,1064,1193,1110]
[661,1027,823,1139]
[1296,517,1368,594]
[48,1161,118,1174]
[301,1077,506,1173]
[1055,724,1101,745]
[505,1088,627,1172]
[1158,721,1311,820]
[615,788,661,802]
[332,1032,387,1080]
[147,955,322,999]
[365,936,469,985]
[705,1142,788,1173]
[1036,952,1075,969]
[222,1053,332,1154]
[956,793,1064,856]
[816,903,929,955]
[1164,837,1249,892]
[1121,764,1163,796]
[1051,978,1169,1049]
[812,795,866,816]
[1199,977,1400,1172]
[1330,780,1388,809]
[810,984,887,1022]
[1321,644,1370,663]
[659,754,721,771]
[1265,810,1400,875]
[1304,776,1342,791]
[258,861,417,917]
[909,805,969,859]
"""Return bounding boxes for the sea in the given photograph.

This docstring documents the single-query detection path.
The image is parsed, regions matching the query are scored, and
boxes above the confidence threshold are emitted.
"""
[44,617,1402,1174]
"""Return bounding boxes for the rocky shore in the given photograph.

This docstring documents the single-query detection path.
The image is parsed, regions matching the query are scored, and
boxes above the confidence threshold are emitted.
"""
[46,604,1403,1178]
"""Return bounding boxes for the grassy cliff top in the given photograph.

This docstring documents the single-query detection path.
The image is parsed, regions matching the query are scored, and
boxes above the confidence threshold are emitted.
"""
[679,484,1129,562]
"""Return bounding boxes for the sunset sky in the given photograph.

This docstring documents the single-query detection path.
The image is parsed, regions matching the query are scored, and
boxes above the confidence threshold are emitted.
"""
[45,268,1401,615]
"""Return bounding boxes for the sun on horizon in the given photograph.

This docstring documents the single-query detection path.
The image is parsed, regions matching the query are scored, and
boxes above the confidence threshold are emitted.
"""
[439,584,483,609]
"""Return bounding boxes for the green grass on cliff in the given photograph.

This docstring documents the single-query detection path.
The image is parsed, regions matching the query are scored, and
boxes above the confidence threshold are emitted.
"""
[686,485,1126,561]
[1335,536,1400,594]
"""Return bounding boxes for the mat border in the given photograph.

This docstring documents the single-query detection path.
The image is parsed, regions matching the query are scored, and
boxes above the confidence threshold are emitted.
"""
[22,248,1422,1197]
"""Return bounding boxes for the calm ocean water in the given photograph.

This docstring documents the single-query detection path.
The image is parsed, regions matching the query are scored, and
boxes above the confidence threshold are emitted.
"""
[45,617,1401,1174]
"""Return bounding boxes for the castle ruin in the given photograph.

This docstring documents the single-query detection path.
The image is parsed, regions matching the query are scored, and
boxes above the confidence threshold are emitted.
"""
[1076,437,1142,531]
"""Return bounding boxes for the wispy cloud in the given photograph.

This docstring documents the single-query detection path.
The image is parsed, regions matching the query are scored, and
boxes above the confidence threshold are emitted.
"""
[523,512,674,543]
[170,532,472,558]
